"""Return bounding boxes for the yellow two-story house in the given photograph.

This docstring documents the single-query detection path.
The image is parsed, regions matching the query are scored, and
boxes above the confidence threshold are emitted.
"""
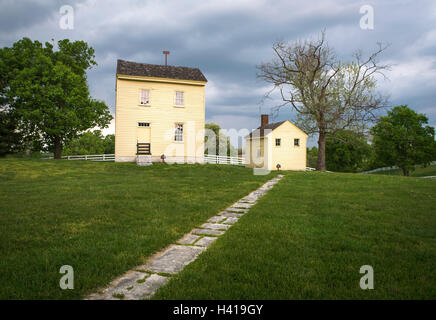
[115,59,207,163]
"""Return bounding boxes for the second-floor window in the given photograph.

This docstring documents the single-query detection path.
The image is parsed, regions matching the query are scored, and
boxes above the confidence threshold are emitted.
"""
[140,89,150,105]
[175,123,183,142]
[275,138,281,146]
[175,91,184,107]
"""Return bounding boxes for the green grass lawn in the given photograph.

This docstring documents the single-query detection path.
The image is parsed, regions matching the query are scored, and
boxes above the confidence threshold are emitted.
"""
[370,164,436,177]
[0,159,276,299]
[153,172,436,299]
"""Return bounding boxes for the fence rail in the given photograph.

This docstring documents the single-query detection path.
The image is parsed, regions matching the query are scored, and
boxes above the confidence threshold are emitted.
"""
[44,154,115,161]
[204,154,245,166]
[361,161,436,174]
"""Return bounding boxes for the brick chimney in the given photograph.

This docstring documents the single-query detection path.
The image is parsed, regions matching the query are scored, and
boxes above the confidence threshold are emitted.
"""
[261,114,269,127]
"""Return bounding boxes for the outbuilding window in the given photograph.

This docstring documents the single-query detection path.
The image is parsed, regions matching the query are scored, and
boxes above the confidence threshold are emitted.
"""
[294,138,300,146]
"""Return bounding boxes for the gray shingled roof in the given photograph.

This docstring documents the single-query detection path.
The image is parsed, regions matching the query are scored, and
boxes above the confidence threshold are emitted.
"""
[116,59,207,82]
[247,121,286,138]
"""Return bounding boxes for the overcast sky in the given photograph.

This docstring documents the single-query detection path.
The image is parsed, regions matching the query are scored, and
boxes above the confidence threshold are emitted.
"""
[1,0,435,146]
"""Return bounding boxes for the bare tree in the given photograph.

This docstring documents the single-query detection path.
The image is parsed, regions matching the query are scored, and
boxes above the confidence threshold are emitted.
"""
[257,31,390,171]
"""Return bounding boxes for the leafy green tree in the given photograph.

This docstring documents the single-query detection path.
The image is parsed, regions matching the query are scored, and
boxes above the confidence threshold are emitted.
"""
[325,130,371,172]
[0,111,22,156]
[0,38,112,158]
[63,130,115,155]
[204,123,237,156]
[371,105,436,176]
[103,134,115,154]
[306,146,318,168]
[63,131,104,155]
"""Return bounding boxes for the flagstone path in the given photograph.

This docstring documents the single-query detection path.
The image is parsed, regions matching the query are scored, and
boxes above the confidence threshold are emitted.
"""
[86,174,284,300]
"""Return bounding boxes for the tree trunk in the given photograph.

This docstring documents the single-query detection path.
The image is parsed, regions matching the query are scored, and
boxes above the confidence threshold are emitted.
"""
[316,131,326,171]
[401,167,409,176]
[53,136,62,159]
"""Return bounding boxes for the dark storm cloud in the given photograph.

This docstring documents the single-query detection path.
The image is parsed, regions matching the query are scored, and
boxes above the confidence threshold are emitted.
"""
[1,0,435,139]
[0,0,54,32]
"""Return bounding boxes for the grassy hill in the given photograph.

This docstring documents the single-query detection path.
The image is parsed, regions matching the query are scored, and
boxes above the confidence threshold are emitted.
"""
[1,159,435,299]
[0,159,275,299]
[370,164,436,177]
[153,171,436,299]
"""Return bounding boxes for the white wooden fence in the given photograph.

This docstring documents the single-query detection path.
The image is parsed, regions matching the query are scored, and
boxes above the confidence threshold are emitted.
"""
[45,154,244,165]
[204,154,245,166]
[44,154,115,161]
[361,161,436,174]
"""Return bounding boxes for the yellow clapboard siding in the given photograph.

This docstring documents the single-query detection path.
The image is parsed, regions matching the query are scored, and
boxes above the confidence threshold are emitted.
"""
[115,75,206,162]
[245,121,307,171]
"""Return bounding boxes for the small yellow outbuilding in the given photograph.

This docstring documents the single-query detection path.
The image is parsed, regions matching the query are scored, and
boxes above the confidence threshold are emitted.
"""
[245,115,308,171]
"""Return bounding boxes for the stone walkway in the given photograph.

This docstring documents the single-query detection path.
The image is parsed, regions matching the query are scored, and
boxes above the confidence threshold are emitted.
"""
[86,174,284,300]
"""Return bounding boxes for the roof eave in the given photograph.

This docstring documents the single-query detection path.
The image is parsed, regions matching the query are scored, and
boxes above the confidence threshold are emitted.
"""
[116,73,207,86]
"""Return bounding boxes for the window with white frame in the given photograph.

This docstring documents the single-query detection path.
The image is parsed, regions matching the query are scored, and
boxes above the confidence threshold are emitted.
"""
[140,89,150,105]
[138,122,150,127]
[174,123,183,142]
[175,91,184,106]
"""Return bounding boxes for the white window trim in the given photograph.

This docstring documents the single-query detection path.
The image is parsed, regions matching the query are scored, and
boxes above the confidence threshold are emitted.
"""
[139,89,150,106]
[174,123,184,143]
[174,91,184,107]
[275,138,281,147]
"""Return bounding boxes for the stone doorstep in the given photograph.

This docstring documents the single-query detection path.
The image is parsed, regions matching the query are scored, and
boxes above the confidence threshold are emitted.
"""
[200,223,231,230]
[142,245,206,274]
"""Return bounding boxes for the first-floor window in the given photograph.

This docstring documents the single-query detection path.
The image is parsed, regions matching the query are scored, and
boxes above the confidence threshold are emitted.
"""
[175,123,183,142]
[138,122,150,127]
[294,138,300,146]
[275,138,281,146]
